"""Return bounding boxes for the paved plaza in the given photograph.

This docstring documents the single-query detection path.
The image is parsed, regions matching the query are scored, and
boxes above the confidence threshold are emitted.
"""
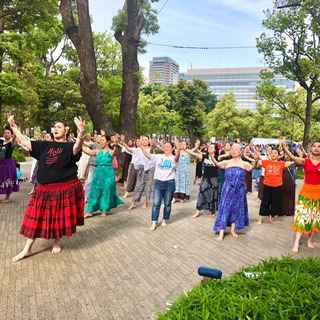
[1,158,319,320]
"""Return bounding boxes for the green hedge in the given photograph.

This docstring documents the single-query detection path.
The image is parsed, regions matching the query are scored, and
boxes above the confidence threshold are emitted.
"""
[158,256,320,320]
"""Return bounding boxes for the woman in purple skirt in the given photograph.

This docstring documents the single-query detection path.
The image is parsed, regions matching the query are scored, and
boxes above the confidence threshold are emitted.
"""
[0,127,19,203]
[209,144,253,241]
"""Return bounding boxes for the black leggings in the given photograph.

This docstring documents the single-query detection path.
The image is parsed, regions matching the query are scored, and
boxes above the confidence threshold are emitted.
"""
[259,185,282,216]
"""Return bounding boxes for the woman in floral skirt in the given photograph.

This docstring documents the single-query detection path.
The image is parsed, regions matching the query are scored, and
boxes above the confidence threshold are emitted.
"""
[281,138,320,253]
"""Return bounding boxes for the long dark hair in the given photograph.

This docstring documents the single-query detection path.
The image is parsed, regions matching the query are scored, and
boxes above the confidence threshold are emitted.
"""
[4,126,13,135]
[164,140,175,155]
[208,143,219,160]
[101,135,111,148]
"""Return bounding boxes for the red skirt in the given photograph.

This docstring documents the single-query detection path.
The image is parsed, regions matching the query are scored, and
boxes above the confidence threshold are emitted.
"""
[20,177,84,240]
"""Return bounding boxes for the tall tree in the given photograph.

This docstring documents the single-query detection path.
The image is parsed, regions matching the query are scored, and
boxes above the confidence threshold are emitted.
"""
[136,84,171,136]
[60,0,114,133]
[0,0,59,132]
[112,0,159,139]
[256,1,320,147]
[206,93,243,141]
[174,79,207,145]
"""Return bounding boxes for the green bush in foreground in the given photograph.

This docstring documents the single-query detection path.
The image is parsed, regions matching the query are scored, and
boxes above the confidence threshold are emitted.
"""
[158,256,320,320]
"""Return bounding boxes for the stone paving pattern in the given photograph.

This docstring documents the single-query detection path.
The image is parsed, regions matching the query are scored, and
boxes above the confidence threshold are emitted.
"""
[0,159,319,319]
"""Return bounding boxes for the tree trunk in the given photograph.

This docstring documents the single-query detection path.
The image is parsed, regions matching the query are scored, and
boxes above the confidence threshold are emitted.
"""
[118,42,139,139]
[303,90,312,148]
[114,0,146,140]
[188,124,198,146]
[60,0,114,134]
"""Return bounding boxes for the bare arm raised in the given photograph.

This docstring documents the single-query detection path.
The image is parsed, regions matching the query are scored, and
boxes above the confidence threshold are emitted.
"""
[281,137,305,166]
[82,147,100,156]
[73,117,86,156]
[120,135,134,154]
[140,144,152,160]
[174,138,181,164]
[7,115,32,151]
[209,153,228,170]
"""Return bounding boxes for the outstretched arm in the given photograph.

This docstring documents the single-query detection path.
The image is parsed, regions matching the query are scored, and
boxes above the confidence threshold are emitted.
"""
[281,137,305,166]
[120,135,134,154]
[208,153,228,169]
[298,141,308,158]
[140,145,152,160]
[190,139,201,152]
[185,148,203,160]
[218,152,231,161]
[7,115,32,151]
[284,161,295,168]
[252,150,262,168]
[244,161,253,172]
[82,147,99,156]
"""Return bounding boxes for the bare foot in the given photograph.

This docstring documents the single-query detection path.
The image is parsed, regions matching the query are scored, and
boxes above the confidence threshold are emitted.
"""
[161,221,167,227]
[180,200,185,203]
[123,192,129,198]
[268,218,276,224]
[291,246,299,253]
[172,198,176,204]
[192,211,200,218]
[84,213,93,219]
[231,231,238,238]
[307,241,315,249]
[257,221,262,225]
[149,222,157,231]
[128,203,135,210]
[1,199,10,204]
[217,235,224,242]
[52,247,62,254]
[142,202,148,209]
[209,213,215,217]
[100,212,107,217]
[12,250,31,262]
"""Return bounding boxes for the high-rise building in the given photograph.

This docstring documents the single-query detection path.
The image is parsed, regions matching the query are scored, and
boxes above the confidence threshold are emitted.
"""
[149,57,179,86]
[179,67,297,111]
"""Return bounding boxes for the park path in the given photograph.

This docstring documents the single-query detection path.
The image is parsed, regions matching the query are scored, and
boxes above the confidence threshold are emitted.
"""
[0,159,319,320]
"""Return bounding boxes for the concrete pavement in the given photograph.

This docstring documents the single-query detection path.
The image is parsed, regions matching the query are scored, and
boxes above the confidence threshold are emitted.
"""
[0,158,319,320]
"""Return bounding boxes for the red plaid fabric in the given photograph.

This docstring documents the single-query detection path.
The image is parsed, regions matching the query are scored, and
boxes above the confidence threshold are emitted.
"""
[20,177,84,239]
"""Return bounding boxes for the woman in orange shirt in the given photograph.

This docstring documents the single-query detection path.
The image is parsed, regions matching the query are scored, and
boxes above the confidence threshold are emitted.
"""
[253,148,294,225]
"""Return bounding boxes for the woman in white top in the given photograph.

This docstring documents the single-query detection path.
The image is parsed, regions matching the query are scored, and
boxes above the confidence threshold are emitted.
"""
[121,135,155,210]
[140,139,180,230]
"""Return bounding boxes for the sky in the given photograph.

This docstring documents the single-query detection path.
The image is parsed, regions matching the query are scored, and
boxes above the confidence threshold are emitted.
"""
[89,0,275,79]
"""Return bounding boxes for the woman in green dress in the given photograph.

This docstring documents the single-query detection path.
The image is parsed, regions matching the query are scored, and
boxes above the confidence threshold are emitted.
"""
[83,135,124,218]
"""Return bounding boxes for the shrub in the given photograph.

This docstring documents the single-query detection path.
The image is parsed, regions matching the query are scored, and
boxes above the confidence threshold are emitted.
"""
[12,150,26,162]
[158,256,320,319]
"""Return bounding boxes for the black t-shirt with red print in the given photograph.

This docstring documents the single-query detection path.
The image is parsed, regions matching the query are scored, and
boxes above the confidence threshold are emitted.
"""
[30,141,81,184]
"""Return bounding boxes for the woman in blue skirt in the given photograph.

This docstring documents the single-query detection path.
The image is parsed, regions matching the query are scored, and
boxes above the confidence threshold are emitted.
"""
[210,144,253,241]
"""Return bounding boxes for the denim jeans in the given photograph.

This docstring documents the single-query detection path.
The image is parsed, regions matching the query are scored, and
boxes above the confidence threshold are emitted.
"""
[151,179,175,222]
[84,165,97,199]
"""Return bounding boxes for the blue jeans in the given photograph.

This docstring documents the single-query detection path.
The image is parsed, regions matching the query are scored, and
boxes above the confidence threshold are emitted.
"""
[151,179,175,222]
[84,165,97,199]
